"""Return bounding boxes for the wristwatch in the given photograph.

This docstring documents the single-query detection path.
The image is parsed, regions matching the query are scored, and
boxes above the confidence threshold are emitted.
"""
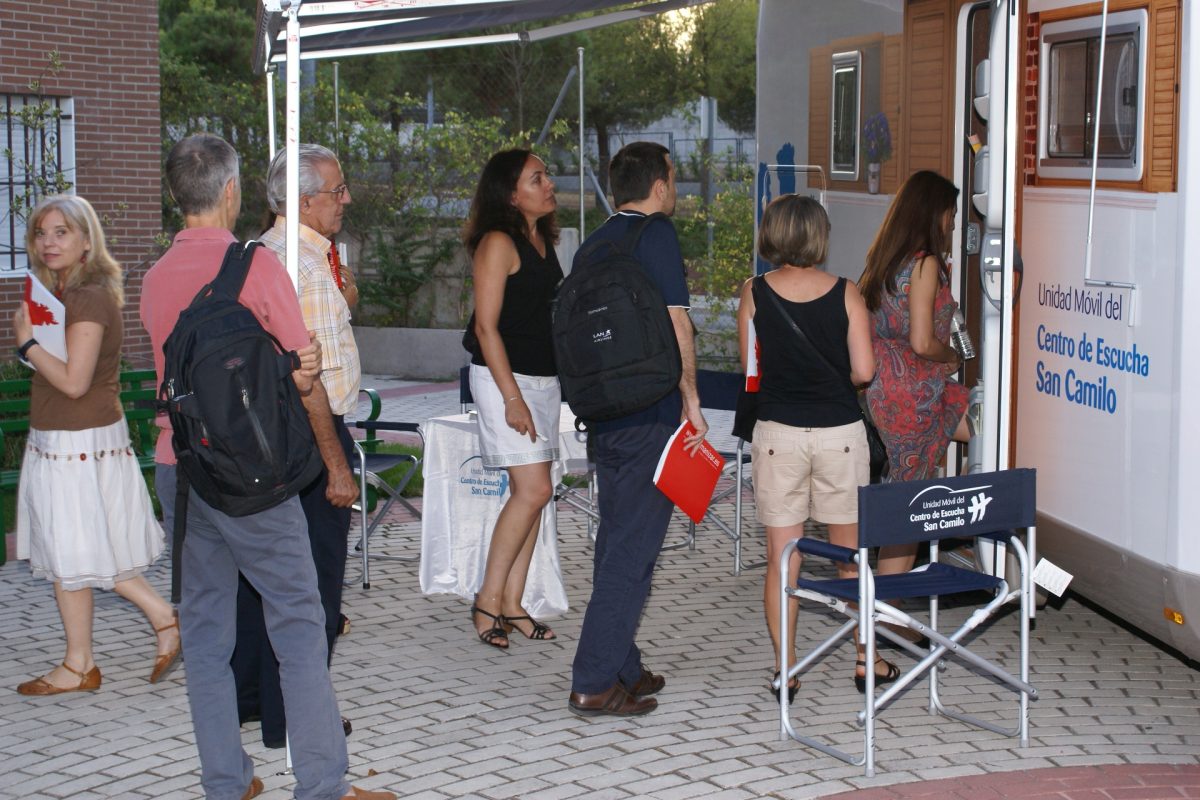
[17,338,38,360]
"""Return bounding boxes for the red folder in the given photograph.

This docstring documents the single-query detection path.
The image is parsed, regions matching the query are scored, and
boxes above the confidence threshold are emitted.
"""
[652,420,725,523]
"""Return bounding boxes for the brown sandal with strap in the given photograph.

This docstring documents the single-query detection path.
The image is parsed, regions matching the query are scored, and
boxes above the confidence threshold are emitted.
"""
[17,661,102,695]
[150,613,182,683]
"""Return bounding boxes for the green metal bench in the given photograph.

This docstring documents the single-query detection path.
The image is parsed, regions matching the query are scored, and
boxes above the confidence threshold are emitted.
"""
[0,368,160,564]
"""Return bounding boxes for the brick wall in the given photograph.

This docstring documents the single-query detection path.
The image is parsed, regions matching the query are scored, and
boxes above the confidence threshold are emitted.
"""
[0,0,161,366]
[1024,13,1040,185]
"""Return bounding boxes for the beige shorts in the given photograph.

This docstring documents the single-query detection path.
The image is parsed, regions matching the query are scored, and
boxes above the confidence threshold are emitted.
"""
[750,418,869,526]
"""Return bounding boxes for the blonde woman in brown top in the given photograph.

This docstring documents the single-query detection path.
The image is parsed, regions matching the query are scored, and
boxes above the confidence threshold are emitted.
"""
[11,195,178,695]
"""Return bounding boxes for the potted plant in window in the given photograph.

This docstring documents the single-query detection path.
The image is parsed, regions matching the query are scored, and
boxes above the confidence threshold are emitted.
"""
[862,112,892,194]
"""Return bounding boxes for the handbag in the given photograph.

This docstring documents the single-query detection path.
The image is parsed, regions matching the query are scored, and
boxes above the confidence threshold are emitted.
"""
[758,276,889,483]
[732,385,758,443]
[461,311,479,357]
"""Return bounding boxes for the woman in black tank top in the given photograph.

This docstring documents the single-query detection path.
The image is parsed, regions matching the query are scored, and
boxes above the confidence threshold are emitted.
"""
[462,149,564,650]
[736,195,890,699]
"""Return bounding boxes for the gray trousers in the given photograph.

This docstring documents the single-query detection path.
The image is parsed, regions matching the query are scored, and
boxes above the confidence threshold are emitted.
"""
[158,464,350,800]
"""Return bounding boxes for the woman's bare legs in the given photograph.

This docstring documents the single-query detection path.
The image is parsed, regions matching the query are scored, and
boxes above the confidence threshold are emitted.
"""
[34,583,95,688]
[828,522,901,678]
[112,575,178,657]
[474,460,555,643]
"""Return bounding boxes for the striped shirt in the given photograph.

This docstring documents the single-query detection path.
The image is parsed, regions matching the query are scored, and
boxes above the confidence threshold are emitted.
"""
[260,217,361,415]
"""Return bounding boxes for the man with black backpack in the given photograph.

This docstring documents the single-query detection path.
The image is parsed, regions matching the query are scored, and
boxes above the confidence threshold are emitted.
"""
[141,133,394,800]
[567,142,708,719]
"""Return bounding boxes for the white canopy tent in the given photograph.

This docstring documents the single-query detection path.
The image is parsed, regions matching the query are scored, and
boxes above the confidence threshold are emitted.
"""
[254,0,712,286]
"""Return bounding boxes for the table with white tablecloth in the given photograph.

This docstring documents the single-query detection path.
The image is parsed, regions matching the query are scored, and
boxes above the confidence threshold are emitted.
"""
[418,406,588,618]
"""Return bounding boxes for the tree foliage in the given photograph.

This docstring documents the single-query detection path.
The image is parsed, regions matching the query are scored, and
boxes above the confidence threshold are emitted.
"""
[682,0,758,135]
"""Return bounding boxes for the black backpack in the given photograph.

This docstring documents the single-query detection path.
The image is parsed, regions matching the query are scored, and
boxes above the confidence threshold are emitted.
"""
[159,242,322,598]
[552,212,682,423]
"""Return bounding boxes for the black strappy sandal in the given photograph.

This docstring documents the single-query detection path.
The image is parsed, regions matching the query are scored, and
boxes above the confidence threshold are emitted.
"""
[470,605,509,649]
[503,614,555,640]
[853,657,900,693]
[770,671,800,703]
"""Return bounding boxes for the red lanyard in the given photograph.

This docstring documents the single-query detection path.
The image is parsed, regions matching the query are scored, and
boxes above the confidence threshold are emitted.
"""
[327,244,345,290]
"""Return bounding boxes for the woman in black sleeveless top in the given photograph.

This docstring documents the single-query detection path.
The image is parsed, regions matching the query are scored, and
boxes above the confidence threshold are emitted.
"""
[736,195,888,700]
[463,149,563,649]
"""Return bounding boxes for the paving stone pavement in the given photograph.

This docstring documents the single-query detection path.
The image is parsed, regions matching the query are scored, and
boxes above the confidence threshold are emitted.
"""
[0,377,1197,800]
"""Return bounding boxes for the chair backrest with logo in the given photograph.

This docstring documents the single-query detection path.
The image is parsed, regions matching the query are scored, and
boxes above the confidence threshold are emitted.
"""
[857,468,1036,548]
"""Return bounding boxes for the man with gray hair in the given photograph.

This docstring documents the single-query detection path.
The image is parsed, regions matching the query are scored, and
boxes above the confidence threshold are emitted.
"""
[142,132,394,799]
[231,143,362,748]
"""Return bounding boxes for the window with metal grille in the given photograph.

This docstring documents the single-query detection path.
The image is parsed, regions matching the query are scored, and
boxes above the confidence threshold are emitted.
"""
[1,94,76,273]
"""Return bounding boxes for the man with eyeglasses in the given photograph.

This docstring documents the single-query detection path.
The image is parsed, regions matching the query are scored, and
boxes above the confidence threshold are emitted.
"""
[231,143,363,750]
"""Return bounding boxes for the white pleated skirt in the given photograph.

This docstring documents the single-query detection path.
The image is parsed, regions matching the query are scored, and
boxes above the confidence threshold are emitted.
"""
[470,363,561,468]
[16,418,165,590]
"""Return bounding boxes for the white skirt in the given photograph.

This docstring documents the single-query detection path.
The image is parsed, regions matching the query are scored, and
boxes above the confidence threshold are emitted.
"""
[470,363,561,468]
[16,418,165,590]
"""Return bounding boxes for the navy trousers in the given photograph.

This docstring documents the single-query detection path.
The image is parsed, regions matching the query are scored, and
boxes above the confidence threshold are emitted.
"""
[571,420,676,695]
[232,416,354,745]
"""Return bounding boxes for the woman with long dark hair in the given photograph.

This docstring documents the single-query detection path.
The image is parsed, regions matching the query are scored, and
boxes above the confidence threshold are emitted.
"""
[859,170,971,575]
[463,149,562,649]
[11,195,178,695]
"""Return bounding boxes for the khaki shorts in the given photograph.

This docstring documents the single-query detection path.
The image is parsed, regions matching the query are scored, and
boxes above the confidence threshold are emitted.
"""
[751,419,869,526]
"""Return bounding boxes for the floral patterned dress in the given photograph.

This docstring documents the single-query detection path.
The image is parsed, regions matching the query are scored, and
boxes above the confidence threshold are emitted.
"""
[864,255,969,482]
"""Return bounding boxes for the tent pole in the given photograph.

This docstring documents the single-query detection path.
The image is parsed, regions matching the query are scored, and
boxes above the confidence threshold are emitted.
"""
[578,46,585,238]
[266,66,277,159]
[285,1,300,290]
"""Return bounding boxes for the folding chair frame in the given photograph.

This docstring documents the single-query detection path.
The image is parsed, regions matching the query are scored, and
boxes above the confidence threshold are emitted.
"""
[350,388,424,588]
[776,469,1039,776]
[661,437,762,574]
[661,369,764,574]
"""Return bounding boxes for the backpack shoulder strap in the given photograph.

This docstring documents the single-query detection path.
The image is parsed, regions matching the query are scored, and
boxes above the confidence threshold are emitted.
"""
[618,211,668,256]
[210,240,259,301]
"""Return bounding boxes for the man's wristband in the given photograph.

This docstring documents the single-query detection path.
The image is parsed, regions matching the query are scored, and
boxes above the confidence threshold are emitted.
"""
[17,338,38,360]
[503,395,521,405]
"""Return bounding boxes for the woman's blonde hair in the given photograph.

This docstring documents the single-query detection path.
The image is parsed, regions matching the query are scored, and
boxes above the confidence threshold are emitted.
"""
[25,194,124,307]
[757,194,830,267]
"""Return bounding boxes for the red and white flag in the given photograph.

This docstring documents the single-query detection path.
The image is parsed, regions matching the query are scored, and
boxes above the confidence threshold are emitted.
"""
[745,318,760,392]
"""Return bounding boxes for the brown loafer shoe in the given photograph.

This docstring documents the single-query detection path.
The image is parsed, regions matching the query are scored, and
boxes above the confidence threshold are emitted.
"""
[339,787,397,800]
[625,666,665,697]
[241,776,264,800]
[568,683,657,717]
[16,662,101,696]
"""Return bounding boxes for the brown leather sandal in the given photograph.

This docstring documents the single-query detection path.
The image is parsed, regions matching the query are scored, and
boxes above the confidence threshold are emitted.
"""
[17,661,102,696]
[150,613,182,683]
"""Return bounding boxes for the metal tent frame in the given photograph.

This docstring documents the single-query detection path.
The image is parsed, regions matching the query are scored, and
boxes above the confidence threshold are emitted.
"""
[255,0,712,286]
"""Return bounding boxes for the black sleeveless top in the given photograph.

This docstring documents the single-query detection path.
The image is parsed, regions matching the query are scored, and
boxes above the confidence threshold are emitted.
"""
[753,274,861,428]
[471,232,563,377]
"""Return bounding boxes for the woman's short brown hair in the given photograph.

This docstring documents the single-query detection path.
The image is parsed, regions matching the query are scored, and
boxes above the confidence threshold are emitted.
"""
[757,194,830,267]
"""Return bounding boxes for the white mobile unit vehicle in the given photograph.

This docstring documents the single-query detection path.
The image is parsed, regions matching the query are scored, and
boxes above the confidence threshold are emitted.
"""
[756,0,1198,662]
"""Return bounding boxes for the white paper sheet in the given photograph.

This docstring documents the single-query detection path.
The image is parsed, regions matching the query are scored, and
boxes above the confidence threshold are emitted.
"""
[23,272,67,365]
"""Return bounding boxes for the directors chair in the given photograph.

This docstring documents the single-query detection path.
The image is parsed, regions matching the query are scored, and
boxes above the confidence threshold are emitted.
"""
[779,468,1038,776]
[350,388,424,588]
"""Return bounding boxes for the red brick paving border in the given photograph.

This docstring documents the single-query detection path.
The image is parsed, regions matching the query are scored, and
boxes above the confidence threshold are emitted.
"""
[820,763,1200,799]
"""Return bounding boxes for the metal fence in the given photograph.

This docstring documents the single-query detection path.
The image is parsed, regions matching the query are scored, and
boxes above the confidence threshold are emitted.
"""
[1,94,75,273]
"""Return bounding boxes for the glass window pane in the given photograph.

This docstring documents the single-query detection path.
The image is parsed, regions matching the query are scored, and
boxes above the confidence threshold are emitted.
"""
[1048,40,1089,157]
[1095,34,1139,158]
[831,55,860,177]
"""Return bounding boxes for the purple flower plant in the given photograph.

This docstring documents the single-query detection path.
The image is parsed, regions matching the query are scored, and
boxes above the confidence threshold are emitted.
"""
[863,112,892,164]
